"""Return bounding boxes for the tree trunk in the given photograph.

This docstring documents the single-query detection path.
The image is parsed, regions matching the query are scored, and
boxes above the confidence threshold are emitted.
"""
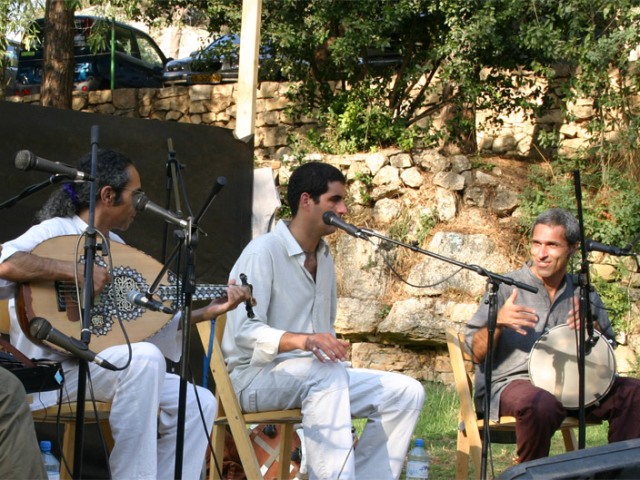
[40,0,74,109]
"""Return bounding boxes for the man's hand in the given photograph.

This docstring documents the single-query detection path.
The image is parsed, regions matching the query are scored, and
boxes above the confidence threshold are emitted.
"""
[77,264,111,295]
[497,289,539,335]
[304,332,350,363]
[191,279,254,323]
[567,296,580,330]
[567,296,599,332]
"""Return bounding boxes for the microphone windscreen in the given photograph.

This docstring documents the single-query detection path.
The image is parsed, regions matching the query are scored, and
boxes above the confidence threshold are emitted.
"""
[29,317,51,339]
[14,150,34,171]
[322,211,336,225]
[132,192,148,211]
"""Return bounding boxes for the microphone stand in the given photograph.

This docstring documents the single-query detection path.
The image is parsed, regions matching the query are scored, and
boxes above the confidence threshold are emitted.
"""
[573,170,598,449]
[161,138,184,263]
[161,139,184,379]
[0,175,71,209]
[174,177,226,479]
[357,227,537,480]
[139,177,226,479]
[74,125,101,478]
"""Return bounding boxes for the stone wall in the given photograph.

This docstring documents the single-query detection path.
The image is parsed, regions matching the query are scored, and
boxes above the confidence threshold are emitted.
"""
[7,73,603,163]
[7,83,314,161]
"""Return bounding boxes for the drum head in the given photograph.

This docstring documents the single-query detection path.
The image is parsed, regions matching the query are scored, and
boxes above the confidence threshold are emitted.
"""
[528,325,616,408]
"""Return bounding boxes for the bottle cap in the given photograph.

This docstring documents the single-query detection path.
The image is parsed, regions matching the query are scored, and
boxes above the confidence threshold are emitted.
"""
[415,438,425,447]
[40,440,52,451]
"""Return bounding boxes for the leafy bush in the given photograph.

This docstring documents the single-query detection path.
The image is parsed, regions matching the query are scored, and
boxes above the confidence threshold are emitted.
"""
[299,84,425,154]
[519,158,640,247]
[591,274,632,334]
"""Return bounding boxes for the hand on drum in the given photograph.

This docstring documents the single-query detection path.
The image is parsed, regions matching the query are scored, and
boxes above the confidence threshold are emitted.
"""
[566,296,599,332]
[497,289,539,335]
[567,296,580,330]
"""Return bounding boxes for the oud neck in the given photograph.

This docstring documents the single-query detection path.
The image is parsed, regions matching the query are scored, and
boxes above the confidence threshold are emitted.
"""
[155,283,228,303]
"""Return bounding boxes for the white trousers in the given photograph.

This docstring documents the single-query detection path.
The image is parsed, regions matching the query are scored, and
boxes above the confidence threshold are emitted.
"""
[58,342,216,480]
[239,357,425,480]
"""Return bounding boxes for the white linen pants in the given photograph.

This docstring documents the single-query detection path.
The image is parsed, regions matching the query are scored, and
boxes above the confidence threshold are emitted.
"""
[238,357,425,480]
[56,342,216,480]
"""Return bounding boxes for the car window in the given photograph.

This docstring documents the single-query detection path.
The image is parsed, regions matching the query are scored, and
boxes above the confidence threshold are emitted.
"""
[135,33,164,67]
[113,25,135,56]
[5,43,19,67]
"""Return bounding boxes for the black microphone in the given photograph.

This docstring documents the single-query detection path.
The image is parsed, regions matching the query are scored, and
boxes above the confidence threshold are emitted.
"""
[15,150,94,181]
[585,239,632,256]
[127,290,175,315]
[29,317,117,371]
[322,211,368,239]
[133,192,189,229]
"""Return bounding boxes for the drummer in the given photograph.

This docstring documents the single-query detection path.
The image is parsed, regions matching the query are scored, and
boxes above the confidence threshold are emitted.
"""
[464,207,640,463]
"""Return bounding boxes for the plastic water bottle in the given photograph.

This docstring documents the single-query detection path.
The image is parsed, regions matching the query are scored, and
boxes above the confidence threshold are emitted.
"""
[39,440,60,480]
[406,438,429,479]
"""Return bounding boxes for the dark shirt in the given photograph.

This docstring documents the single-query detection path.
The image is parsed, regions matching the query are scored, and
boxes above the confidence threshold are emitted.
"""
[464,263,614,421]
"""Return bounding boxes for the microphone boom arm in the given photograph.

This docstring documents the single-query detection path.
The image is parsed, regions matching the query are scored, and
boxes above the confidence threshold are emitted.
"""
[359,227,538,293]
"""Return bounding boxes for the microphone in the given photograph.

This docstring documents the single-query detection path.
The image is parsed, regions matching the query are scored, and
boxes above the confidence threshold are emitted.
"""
[15,150,94,181]
[585,239,632,256]
[322,211,368,239]
[29,317,117,371]
[133,192,189,229]
[127,290,175,315]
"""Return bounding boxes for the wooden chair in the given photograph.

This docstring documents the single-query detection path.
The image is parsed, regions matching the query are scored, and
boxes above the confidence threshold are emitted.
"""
[197,316,303,480]
[0,299,113,480]
[445,328,601,480]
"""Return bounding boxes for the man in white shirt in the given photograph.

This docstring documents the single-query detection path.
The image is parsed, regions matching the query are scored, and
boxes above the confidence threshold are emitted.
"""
[0,149,251,479]
[223,161,425,479]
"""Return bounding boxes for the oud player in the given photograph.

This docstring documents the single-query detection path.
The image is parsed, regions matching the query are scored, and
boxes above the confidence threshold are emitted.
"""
[0,149,252,479]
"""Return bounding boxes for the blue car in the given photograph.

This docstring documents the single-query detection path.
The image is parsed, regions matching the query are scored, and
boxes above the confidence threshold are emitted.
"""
[14,16,168,96]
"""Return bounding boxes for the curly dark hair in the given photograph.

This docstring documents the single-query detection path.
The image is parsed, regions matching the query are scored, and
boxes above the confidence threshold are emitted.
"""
[36,149,133,222]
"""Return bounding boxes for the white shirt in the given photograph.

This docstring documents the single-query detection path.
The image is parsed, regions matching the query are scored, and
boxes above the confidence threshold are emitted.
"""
[223,219,337,392]
[0,215,183,407]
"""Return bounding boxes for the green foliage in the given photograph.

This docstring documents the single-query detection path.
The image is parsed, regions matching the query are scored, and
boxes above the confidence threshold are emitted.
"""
[519,158,640,247]
[353,171,373,205]
[470,158,496,172]
[14,0,640,166]
[388,210,412,244]
[377,304,391,319]
[591,274,632,333]
[0,0,42,53]
[298,84,425,154]
[416,211,437,246]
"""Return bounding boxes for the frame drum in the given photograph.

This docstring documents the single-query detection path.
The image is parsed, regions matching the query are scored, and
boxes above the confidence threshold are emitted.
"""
[528,324,616,409]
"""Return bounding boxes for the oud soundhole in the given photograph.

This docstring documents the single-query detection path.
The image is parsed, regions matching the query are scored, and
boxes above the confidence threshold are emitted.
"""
[88,265,150,336]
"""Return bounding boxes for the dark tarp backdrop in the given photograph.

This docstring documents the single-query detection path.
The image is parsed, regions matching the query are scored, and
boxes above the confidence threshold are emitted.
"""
[0,101,253,283]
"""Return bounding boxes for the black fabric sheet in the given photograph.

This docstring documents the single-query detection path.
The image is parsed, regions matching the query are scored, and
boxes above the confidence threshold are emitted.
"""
[0,100,253,284]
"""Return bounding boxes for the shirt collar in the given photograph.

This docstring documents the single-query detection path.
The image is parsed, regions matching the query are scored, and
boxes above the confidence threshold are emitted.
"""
[522,261,570,297]
[275,219,329,258]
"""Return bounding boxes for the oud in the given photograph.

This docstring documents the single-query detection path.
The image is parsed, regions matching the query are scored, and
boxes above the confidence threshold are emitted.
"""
[17,235,229,354]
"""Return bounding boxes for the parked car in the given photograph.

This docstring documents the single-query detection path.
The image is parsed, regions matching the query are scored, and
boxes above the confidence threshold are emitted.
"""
[163,33,404,87]
[14,16,168,96]
[163,34,281,87]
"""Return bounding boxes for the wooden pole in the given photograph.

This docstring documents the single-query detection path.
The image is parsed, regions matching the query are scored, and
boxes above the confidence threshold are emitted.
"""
[235,0,262,142]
